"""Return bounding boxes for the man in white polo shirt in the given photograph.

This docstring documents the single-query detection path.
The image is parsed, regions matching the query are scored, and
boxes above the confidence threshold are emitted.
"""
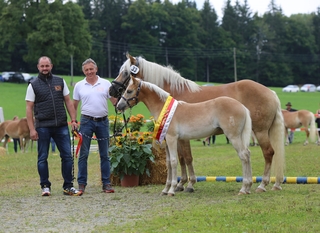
[73,58,117,194]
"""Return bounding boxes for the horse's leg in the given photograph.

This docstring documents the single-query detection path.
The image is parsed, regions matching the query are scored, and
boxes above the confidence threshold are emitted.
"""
[19,136,24,152]
[161,146,172,196]
[238,148,252,195]
[284,128,289,146]
[304,129,309,146]
[176,140,196,193]
[175,140,187,192]
[166,137,178,196]
[255,116,285,192]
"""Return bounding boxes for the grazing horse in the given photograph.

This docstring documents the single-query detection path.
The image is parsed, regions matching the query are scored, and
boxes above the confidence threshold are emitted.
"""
[281,110,316,146]
[117,76,253,196]
[110,53,285,193]
[0,118,31,152]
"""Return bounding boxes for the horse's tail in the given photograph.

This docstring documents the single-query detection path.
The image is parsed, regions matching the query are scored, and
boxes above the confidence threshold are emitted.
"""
[242,107,252,148]
[270,98,285,185]
[309,111,316,142]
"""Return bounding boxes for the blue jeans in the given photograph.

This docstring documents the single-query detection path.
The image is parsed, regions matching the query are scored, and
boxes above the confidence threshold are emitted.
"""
[37,125,74,189]
[78,116,111,186]
[50,137,56,152]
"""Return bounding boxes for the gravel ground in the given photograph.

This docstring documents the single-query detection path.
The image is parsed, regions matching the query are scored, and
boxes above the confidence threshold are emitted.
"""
[0,185,164,233]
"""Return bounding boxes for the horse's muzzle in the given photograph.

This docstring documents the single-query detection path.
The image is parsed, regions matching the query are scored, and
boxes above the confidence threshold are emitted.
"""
[116,102,128,112]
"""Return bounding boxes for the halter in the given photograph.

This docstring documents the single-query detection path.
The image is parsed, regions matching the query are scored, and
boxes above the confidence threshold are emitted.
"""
[120,81,142,109]
[110,57,140,98]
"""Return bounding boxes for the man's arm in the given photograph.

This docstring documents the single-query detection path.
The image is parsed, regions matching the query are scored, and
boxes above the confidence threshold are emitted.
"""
[110,96,118,106]
[26,101,37,140]
[64,95,78,130]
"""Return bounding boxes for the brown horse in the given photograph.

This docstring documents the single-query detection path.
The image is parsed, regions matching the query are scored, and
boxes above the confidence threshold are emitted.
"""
[0,118,31,152]
[117,76,253,196]
[110,53,285,193]
[282,110,316,146]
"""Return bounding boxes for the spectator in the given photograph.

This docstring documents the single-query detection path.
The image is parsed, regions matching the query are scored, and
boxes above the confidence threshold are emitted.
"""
[315,103,320,144]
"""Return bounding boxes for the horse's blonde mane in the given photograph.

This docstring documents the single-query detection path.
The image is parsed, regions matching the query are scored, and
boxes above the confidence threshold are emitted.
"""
[140,80,170,102]
[122,56,201,93]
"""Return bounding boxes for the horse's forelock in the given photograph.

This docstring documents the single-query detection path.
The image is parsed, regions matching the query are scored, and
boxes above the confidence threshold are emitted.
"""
[139,57,200,93]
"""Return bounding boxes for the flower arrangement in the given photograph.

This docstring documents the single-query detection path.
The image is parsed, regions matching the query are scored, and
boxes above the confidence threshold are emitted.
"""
[109,115,124,133]
[128,114,145,131]
[109,114,155,180]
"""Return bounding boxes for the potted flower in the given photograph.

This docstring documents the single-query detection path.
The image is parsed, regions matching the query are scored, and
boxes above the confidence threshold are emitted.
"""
[109,115,155,186]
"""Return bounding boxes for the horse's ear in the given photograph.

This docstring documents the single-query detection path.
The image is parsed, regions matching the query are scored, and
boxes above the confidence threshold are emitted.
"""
[130,75,136,82]
[126,52,130,59]
[128,54,136,65]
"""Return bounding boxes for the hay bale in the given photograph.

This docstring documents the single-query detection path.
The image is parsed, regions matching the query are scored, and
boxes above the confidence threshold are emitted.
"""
[110,147,167,186]
[139,147,167,185]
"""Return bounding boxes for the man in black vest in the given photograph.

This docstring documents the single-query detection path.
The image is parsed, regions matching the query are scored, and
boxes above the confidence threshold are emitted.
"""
[25,56,81,196]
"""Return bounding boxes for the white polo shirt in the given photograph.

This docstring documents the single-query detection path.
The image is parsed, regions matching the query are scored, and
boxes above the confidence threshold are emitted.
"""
[25,79,70,102]
[73,76,112,117]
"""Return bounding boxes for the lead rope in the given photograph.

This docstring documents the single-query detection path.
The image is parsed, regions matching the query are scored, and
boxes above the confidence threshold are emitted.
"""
[71,130,75,181]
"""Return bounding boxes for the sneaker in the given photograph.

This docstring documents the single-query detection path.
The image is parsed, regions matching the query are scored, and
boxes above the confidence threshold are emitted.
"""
[63,187,82,196]
[78,184,86,194]
[42,187,51,196]
[102,184,114,193]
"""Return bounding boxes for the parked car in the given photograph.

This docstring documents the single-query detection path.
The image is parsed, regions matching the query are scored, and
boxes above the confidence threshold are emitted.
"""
[2,71,25,83]
[22,73,35,83]
[282,85,299,92]
[300,84,316,92]
[316,86,320,92]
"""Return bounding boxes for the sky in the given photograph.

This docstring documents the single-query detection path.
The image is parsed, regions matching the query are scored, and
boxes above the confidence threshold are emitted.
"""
[172,0,320,19]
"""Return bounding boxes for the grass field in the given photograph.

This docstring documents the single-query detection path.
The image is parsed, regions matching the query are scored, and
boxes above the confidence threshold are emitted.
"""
[1,76,320,121]
[1,78,320,232]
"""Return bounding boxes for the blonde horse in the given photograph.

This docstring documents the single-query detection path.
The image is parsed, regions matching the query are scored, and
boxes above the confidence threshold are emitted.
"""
[110,53,285,193]
[0,118,31,152]
[282,110,316,146]
[117,76,253,196]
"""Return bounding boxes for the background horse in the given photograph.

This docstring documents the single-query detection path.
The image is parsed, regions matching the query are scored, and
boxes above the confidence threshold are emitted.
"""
[110,53,285,193]
[281,109,316,146]
[117,76,253,196]
[0,118,31,152]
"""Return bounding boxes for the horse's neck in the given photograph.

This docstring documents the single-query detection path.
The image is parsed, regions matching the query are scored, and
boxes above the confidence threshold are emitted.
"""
[140,88,167,120]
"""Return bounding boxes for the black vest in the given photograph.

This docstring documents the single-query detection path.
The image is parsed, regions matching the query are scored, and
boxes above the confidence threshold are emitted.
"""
[30,73,68,128]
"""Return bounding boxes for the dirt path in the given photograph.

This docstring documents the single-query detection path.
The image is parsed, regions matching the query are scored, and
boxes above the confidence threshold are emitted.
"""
[0,186,164,232]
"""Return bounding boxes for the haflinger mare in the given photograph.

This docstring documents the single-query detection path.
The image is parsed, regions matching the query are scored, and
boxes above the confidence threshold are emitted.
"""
[110,53,285,193]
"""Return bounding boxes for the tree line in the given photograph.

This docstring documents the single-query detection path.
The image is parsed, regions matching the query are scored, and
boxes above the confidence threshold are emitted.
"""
[0,0,319,87]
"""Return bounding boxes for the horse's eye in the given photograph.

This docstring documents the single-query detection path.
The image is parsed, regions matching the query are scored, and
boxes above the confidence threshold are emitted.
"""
[127,90,132,94]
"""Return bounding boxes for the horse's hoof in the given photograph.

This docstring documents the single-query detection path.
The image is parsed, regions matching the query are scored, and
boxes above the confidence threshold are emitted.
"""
[175,186,184,192]
[238,191,250,195]
[185,188,194,193]
[271,186,282,191]
[255,187,266,193]
[168,193,175,197]
[160,192,168,196]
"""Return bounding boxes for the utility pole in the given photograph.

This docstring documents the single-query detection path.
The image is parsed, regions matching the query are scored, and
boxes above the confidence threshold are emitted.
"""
[234,47,237,82]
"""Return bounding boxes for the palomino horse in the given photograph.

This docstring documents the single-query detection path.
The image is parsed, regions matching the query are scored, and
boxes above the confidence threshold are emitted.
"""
[117,76,253,196]
[0,118,31,152]
[110,53,285,193]
[281,109,316,146]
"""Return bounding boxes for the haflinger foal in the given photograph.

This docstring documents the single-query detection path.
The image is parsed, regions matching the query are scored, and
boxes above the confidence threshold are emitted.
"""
[116,75,253,196]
